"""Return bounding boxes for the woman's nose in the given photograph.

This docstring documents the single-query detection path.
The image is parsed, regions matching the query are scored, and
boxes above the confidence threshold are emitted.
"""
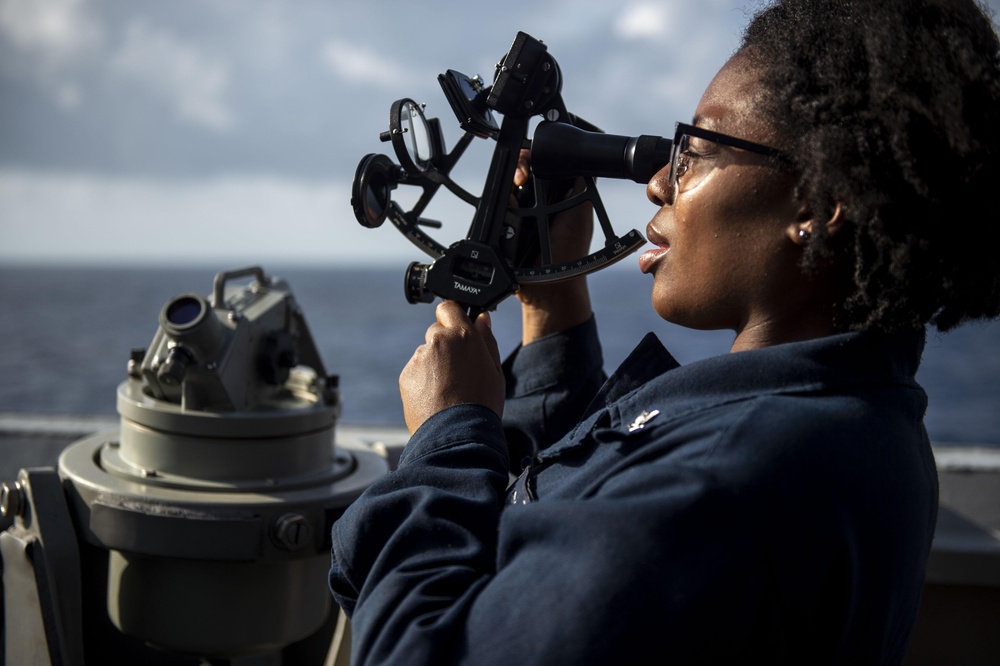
[646,165,674,207]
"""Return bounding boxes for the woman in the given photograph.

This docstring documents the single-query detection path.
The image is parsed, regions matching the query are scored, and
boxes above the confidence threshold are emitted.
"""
[330,0,1000,663]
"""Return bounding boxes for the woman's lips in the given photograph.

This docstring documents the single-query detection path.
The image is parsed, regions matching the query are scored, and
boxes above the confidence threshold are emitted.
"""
[639,245,669,274]
[640,223,670,274]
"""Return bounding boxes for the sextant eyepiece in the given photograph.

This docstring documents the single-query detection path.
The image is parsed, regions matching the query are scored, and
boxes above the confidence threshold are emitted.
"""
[530,121,672,185]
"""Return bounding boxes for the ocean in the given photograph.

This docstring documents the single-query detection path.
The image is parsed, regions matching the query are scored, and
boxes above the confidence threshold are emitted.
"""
[1,264,998,446]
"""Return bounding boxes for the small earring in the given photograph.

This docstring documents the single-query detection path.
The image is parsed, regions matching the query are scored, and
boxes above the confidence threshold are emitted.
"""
[798,228,811,241]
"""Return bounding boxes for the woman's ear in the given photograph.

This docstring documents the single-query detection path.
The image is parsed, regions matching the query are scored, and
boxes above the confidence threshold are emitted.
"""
[787,202,845,245]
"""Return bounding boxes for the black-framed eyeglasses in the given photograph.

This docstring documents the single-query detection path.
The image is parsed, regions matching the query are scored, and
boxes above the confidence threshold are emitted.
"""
[667,122,792,197]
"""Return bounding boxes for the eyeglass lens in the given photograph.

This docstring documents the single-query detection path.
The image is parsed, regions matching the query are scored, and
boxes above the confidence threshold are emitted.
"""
[665,124,789,199]
[669,132,711,196]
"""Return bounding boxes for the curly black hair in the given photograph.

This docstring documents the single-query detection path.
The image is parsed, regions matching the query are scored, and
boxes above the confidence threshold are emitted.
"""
[742,0,1000,332]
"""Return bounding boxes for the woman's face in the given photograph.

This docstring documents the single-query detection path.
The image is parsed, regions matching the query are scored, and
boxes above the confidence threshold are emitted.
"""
[639,49,815,347]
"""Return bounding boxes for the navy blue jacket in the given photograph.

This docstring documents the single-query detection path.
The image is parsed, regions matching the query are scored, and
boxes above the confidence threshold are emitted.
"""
[330,319,938,664]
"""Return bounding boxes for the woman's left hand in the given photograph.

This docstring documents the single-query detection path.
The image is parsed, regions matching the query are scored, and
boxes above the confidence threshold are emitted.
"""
[399,300,505,434]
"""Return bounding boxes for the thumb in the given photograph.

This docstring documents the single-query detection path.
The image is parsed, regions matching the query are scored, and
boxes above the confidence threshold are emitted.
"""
[475,311,503,370]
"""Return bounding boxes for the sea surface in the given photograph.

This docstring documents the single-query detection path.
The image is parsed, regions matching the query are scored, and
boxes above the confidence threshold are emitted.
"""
[1,264,998,446]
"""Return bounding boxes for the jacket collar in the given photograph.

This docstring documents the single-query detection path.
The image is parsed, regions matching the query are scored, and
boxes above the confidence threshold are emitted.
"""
[585,327,927,424]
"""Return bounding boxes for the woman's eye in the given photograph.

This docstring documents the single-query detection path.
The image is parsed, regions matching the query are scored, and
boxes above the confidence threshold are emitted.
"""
[676,153,694,178]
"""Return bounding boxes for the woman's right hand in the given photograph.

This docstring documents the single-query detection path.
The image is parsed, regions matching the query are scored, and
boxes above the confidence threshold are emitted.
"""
[513,150,594,345]
[399,301,504,435]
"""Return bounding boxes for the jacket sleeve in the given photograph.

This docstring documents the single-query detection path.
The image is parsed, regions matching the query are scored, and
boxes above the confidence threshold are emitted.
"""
[328,404,511,663]
[501,315,606,470]
[328,404,768,665]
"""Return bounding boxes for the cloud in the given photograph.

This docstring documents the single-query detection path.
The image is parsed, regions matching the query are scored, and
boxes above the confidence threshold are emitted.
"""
[614,2,672,40]
[320,38,412,89]
[1,4,238,130]
[109,20,236,132]
[0,0,102,65]
[0,0,102,106]
[0,170,429,266]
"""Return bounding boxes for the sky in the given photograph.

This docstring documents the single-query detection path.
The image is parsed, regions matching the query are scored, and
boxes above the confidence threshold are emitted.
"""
[2,0,1000,268]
